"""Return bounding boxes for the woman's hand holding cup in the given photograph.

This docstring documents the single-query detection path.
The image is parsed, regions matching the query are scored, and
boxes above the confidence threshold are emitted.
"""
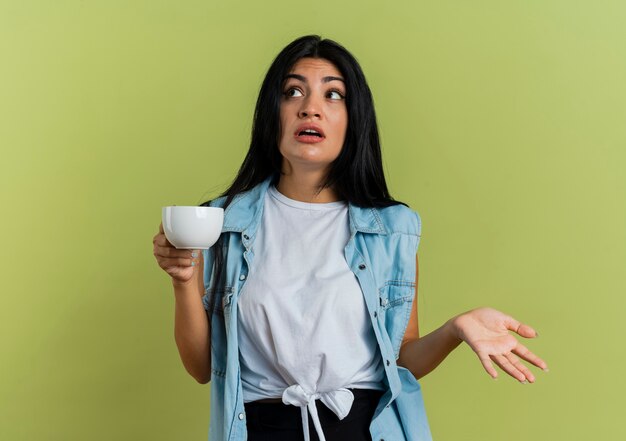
[155,205,223,285]
[153,222,201,284]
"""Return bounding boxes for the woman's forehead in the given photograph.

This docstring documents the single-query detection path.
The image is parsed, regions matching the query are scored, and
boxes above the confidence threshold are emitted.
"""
[286,58,343,78]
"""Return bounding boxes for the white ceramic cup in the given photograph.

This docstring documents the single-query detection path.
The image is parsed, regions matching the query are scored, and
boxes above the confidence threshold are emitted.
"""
[162,206,224,249]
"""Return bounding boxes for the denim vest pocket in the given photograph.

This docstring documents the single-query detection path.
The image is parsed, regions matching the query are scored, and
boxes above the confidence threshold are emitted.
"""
[379,280,415,359]
[203,285,234,317]
[221,288,235,322]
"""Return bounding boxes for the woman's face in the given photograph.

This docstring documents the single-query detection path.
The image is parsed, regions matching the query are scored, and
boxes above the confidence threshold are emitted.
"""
[277,57,348,174]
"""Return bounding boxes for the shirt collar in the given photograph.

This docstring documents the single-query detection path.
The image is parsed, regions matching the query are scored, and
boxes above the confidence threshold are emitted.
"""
[220,174,388,237]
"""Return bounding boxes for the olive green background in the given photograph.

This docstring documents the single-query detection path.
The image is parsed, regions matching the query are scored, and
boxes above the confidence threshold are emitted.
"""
[1,1,624,440]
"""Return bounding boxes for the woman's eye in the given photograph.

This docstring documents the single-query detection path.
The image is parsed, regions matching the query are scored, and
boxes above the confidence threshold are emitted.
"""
[284,88,303,98]
[327,90,345,100]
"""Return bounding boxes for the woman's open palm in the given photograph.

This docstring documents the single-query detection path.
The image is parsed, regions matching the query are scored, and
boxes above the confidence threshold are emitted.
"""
[452,307,548,383]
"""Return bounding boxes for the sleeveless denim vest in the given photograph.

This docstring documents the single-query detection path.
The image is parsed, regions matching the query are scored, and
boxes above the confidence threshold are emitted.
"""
[201,174,433,441]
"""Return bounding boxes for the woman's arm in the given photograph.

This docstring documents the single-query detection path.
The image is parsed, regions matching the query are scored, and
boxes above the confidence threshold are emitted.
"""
[173,250,212,384]
[153,222,211,384]
[397,254,548,383]
[397,254,462,379]
[397,318,463,380]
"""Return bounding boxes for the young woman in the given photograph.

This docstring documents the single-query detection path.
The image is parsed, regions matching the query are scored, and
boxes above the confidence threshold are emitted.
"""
[153,35,548,441]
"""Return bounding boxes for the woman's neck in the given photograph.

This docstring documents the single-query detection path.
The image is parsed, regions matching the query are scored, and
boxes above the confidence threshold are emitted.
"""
[276,170,342,203]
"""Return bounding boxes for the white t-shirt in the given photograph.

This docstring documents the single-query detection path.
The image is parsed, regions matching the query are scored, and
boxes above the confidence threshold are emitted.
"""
[237,183,385,440]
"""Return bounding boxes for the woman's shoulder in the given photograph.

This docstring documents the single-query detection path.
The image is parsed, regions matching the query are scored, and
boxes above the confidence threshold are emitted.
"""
[202,195,228,208]
[374,203,422,237]
[200,176,274,210]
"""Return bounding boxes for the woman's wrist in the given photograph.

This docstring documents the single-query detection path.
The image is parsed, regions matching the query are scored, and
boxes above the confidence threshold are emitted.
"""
[172,277,202,297]
[445,314,465,344]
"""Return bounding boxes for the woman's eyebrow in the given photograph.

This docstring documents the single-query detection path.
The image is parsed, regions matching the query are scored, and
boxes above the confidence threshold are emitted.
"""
[283,73,345,84]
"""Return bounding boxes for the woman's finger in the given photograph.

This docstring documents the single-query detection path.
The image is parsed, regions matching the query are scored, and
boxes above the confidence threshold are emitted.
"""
[156,256,195,269]
[154,245,196,259]
[153,234,178,249]
[504,353,535,383]
[505,316,538,338]
[476,351,499,379]
[516,323,538,339]
[491,354,527,383]
[512,343,549,371]
[162,263,195,282]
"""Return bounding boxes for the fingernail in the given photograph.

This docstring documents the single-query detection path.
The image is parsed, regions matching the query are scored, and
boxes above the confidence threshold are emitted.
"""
[520,380,528,384]
[192,262,196,267]
[543,367,550,372]
[192,252,198,258]
[535,332,539,337]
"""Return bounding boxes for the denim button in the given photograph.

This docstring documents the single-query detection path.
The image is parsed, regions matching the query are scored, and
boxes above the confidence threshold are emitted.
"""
[239,274,246,281]
[358,263,366,270]
[238,412,245,420]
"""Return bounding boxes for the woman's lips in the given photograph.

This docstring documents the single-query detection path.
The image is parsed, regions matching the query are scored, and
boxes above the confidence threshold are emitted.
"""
[294,133,325,143]
[294,124,325,143]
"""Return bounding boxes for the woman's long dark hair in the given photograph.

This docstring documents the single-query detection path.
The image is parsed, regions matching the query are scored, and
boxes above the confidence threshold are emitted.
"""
[201,34,408,329]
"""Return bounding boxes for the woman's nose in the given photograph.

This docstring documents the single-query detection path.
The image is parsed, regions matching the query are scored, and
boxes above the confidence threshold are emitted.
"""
[298,95,322,118]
